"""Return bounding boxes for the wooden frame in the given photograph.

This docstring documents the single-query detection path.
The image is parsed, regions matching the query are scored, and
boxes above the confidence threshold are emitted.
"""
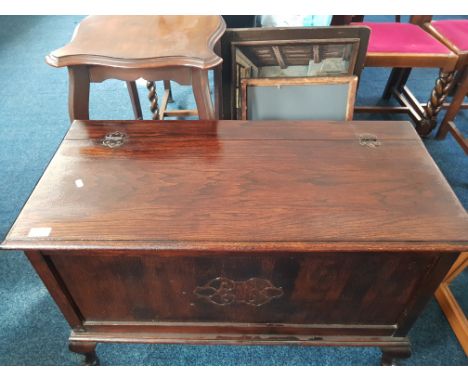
[220,26,370,120]
[434,252,468,356]
[240,76,357,121]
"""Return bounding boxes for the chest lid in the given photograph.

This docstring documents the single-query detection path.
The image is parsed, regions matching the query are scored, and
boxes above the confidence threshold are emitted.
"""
[3,120,468,252]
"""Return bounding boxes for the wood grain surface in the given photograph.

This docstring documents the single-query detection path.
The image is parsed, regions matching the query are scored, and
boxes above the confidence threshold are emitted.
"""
[3,120,468,252]
[47,251,438,324]
[46,16,226,69]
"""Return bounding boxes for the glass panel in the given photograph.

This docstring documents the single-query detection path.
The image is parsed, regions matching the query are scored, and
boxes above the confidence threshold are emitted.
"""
[233,42,355,116]
[247,83,350,120]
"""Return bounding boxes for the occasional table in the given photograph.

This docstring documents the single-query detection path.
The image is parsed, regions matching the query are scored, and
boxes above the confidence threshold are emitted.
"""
[2,120,468,365]
[46,16,226,121]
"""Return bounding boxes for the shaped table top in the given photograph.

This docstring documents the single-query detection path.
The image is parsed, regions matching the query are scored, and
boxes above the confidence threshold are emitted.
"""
[46,15,226,69]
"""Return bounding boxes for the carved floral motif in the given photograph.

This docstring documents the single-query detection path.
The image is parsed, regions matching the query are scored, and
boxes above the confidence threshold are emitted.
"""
[194,277,284,307]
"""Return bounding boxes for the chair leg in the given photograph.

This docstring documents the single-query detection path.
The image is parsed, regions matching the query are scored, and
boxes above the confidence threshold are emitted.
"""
[436,71,468,146]
[448,67,467,97]
[146,81,159,120]
[418,70,455,137]
[126,81,143,120]
[383,68,411,100]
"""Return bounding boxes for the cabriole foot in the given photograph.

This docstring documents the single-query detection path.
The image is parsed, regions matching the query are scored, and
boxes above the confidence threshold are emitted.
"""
[380,345,411,366]
[69,340,100,366]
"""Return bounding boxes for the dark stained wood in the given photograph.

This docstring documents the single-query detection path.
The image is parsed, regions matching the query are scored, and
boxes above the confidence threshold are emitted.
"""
[69,331,410,348]
[69,340,99,366]
[24,251,84,328]
[68,66,90,121]
[394,252,459,336]
[126,81,143,120]
[46,251,439,324]
[3,120,468,250]
[380,345,411,366]
[2,120,468,365]
[81,321,397,337]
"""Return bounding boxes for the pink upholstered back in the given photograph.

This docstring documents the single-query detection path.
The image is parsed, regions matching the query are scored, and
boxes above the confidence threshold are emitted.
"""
[354,22,451,54]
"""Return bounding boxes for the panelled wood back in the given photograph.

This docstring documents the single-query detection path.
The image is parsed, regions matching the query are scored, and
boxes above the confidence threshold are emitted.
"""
[220,27,370,119]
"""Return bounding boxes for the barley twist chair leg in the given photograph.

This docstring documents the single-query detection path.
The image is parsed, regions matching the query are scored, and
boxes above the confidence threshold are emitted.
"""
[418,70,455,136]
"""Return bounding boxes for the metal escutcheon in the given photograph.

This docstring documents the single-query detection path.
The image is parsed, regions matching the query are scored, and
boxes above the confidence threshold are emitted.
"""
[101,131,127,148]
[359,134,381,148]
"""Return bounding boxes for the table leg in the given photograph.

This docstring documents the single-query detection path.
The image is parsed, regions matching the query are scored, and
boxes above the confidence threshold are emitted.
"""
[69,340,99,366]
[68,66,90,122]
[192,68,215,120]
[126,81,143,120]
[164,80,174,103]
[214,40,222,119]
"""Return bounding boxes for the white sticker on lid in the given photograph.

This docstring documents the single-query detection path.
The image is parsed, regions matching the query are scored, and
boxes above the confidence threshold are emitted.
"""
[28,227,52,238]
[75,179,84,188]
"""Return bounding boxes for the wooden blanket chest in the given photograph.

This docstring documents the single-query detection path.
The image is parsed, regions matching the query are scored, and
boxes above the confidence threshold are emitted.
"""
[2,120,468,365]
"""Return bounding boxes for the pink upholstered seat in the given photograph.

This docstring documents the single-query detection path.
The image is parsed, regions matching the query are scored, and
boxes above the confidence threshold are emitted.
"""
[431,20,468,52]
[354,22,452,54]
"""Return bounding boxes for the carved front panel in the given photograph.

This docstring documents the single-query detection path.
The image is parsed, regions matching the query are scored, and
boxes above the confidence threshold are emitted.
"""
[48,251,437,325]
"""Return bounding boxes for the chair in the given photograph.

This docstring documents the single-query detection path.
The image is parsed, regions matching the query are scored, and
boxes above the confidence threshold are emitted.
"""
[350,17,458,136]
[419,19,468,154]
[219,26,370,120]
[240,76,357,121]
